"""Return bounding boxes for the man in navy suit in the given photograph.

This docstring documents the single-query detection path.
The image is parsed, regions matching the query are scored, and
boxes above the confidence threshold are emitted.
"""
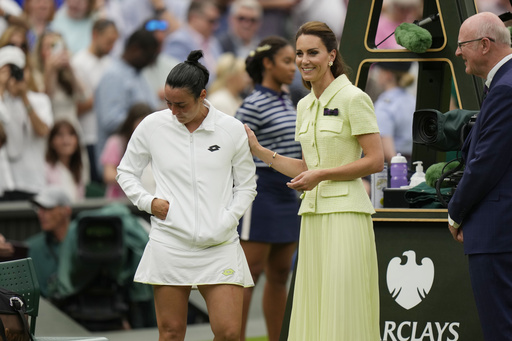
[448,12,512,341]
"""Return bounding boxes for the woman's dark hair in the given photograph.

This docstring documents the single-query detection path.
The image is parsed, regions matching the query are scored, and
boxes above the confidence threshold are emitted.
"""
[245,36,291,84]
[295,21,351,90]
[118,102,152,152]
[46,119,82,184]
[165,50,209,99]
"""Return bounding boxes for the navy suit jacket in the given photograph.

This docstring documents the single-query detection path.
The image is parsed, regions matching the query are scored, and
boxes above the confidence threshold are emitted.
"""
[448,57,512,255]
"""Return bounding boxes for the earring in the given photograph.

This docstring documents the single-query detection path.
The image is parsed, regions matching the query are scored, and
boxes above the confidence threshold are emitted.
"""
[328,61,333,67]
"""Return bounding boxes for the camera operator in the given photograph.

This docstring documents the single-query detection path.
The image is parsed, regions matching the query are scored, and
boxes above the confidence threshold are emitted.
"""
[449,12,512,341]
[0,45,53,201]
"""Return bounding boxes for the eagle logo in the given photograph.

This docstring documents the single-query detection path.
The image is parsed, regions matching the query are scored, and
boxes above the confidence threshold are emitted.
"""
[386,250,435,310]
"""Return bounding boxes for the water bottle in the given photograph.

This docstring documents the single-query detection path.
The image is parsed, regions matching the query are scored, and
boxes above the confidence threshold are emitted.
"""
[390,153,408,188]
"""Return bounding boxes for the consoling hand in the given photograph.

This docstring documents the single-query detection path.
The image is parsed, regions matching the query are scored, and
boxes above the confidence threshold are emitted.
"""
[151,198,170,220]
[287,170,321,191]
[243,124,260,155]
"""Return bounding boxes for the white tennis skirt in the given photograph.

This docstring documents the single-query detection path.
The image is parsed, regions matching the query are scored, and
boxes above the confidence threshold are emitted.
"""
[134,237,254,287]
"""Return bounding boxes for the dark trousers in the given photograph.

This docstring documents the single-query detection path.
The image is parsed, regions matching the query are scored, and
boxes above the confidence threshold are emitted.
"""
[87,144,102,184]
[468,252,512,341]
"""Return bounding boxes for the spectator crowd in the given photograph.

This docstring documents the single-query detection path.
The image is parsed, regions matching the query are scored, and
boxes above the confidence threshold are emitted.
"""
[0,0,351,203]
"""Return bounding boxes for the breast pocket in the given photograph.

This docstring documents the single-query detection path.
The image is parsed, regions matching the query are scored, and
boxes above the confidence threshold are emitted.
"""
[318,119,343,135]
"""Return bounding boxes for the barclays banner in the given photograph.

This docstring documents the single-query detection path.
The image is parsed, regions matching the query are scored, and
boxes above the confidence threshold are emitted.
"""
[374,216,483,341]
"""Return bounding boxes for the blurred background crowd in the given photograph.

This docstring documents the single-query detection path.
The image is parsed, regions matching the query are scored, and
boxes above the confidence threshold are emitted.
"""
[0,0,507,204]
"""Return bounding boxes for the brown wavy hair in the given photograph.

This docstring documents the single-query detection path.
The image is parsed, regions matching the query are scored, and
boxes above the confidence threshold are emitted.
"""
[295,21,351,90]
[46,120,83,184]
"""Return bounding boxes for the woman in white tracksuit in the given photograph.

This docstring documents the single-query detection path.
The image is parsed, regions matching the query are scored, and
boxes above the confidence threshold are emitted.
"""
[116,50,257,341]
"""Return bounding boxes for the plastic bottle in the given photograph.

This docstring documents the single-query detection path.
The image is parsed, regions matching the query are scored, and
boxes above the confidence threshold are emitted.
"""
[390,153,408,188]
[409,161,426,187]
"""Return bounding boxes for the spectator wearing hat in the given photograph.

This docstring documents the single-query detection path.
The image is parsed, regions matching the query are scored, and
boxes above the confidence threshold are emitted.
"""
[0,45,53,201]
[374,61,416,165]
[26,185,73,297]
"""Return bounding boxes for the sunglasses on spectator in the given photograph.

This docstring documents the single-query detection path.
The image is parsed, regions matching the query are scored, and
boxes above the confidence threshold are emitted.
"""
[235,15,259,24]
[145,19,169,32]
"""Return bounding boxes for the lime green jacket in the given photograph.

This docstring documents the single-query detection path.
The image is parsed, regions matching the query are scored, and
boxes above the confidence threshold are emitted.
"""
[296,74,379,215]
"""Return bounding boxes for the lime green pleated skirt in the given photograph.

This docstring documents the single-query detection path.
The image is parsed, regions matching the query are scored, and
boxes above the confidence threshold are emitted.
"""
[287,212,380,341]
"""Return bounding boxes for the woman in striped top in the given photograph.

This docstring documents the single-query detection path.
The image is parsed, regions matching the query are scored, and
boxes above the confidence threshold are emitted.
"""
[235,36,302,341]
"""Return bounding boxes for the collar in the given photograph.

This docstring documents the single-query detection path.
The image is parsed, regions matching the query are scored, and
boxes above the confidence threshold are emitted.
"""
[169,99,216,132]
[255,84,288,98]
[485,53,512,88]
[200,99,216,131]
[304,74,351,110]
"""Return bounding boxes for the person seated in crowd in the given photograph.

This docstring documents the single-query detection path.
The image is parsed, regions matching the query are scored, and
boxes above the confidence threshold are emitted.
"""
[45,119,87,203]
[207,52,250,117]
[26,185,73,298]
[0,45,53,201]
[100,102,155,199]
[218,0,262,59]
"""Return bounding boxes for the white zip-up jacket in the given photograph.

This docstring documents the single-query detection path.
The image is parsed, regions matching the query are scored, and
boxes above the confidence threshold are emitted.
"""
[117,102,257,250]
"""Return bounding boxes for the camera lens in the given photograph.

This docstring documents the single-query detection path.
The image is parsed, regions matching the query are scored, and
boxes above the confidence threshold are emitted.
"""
[413,111,438,144]
[9,64,24,81]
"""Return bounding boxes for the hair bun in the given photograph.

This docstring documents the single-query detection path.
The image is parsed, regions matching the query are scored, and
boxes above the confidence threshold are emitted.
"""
[186,50,204,64]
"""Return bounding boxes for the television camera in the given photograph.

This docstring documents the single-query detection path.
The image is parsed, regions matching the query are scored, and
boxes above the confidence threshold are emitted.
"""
[412,109,478,206]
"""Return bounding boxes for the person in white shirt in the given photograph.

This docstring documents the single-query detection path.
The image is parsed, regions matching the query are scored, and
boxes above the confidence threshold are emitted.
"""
[0,0,24,37]
[0,45,53,201]
[116,49,257,341]
[71,18,118,183]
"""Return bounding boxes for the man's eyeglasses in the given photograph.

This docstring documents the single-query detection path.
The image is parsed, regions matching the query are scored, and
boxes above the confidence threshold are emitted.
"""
[235,15,259,24]
[457,37,495,49]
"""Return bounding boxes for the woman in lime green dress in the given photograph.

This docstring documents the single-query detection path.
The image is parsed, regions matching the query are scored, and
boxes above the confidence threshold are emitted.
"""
[243,21,383,340]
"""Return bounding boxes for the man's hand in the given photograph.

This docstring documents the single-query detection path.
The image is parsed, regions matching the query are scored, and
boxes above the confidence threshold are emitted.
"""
[151,198,169,220]
[448,223,463,243]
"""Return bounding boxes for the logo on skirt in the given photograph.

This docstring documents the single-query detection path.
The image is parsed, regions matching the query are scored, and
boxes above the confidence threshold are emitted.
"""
[222,269,235,276]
